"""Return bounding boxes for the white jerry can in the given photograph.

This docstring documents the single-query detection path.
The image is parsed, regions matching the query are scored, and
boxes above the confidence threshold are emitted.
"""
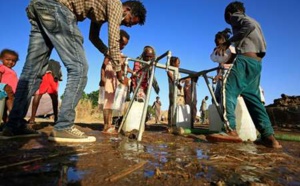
[176,104,191,129]
[208,104,223,132]
[122,101,145,133]
[235,96,257,141]
[208,97,257,141]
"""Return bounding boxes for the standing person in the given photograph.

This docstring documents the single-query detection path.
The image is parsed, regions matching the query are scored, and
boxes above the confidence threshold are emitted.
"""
[200,96,209,124]
[167,56,184,126]
[152,96,162,124]
[99,30,132,134]
[209,1,281,148]
[0,49,19,123]
[131,46,156,102]
[2,0,147,143]
[183,78,198,125]
[28,59,62,125]
[210,28,236,104]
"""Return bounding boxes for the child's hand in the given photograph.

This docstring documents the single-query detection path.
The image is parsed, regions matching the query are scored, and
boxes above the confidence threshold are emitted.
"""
[99,79,105,86]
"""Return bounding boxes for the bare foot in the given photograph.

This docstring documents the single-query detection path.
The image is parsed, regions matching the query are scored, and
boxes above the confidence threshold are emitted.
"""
[254,135,282,148]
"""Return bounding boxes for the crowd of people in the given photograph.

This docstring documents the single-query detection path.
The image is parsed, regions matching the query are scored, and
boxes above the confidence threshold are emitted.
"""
[0,0,281,148]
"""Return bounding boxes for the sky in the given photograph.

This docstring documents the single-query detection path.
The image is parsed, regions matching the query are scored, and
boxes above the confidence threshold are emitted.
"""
[0,0,300,111]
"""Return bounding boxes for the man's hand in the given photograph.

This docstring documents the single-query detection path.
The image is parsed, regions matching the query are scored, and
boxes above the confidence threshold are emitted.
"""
[215,41,231,56]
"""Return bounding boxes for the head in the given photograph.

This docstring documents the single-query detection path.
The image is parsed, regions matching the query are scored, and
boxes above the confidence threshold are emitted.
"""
[170,56,180,68]
[214,28,231,46]
[224,1,245,24]
[0,49,19,69]
[119,29,130,50]
[142,46,156,61]
[156,96,160,100]
[122,0,147,27]
[205,96,209,100]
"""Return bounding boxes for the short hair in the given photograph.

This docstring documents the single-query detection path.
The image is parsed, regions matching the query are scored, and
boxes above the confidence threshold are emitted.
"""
[123,0,147,25]
[120,29,130,40]
[142,46,156,57]
[0,49,19,61]
[224,1,245,23]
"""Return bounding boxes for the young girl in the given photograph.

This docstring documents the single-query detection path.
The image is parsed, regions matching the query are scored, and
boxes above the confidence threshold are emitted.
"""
[210,28,236,104]
[167,56,184,126]
[0,49,19,123]
[99,30,132,134]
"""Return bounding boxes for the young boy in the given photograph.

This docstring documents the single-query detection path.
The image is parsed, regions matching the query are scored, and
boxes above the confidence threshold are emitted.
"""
[209,1,281,148]
[0,49,19,123]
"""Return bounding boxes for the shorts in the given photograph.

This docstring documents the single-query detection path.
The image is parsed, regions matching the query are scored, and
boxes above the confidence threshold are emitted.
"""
[36,73,58,95]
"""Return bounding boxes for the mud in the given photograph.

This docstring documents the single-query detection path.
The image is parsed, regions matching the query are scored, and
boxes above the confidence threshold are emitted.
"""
[0,122,299,186]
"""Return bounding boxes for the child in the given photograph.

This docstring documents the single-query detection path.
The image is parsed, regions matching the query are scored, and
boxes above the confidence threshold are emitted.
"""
[0,49,19,123]
[100,29,132,134]
[28,59,62,125]
[152,96,162,124]
[209,1,281,148]
[167,56,184,126]
[183,78,198,125]
[210,28,236,104]
[131,46,156,102]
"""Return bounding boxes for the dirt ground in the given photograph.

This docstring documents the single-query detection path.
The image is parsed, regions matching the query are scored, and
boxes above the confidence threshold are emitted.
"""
[0,119,300,186]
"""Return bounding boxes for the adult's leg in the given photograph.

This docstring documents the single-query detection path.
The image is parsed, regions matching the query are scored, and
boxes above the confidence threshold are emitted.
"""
[5,1,52,133]
[30,0,88,129]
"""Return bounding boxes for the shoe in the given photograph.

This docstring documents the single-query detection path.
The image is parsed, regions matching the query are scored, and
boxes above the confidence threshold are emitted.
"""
[206,130,243,143]
[0,126,41,139]
[254,135,282,148]
[48,126,96,143]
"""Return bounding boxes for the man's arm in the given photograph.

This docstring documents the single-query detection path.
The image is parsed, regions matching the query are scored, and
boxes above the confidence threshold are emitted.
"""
[89,22,109,56]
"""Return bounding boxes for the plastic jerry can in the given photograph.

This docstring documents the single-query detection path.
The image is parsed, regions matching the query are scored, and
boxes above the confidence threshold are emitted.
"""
[176,104,191,129]
[208,104,223,132]
[235,96,257,141]
[122,101,145,133]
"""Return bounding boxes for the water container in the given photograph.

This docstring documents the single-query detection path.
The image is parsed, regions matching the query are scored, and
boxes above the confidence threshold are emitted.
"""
[208,104,223,132]
[122,101,145,132]
[176,104,191,129]
[235,96,257,141]
[0,98,5,123]
[112,84,127,111]
[98,86,105,105]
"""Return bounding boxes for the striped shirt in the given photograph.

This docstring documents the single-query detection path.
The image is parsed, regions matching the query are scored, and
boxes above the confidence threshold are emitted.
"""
[59,0,123,71]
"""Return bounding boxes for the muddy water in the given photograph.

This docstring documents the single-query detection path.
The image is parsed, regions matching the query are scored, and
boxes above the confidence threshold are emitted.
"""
[0,124,300,186]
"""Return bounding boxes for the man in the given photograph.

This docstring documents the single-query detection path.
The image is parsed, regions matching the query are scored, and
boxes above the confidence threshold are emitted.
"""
[2,0,147,143]
[208,1,281,148]
[200,96,208,124]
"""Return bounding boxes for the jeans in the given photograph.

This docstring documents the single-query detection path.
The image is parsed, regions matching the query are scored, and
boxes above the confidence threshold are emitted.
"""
[7,0,88,132]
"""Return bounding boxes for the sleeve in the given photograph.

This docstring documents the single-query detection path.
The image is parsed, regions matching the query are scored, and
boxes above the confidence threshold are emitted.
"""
[107,1,122,72]
[0,65,5,74]
[229,14,255,43]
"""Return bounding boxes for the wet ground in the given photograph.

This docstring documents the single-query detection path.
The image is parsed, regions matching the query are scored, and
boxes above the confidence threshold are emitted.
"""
[0,121,300,186]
